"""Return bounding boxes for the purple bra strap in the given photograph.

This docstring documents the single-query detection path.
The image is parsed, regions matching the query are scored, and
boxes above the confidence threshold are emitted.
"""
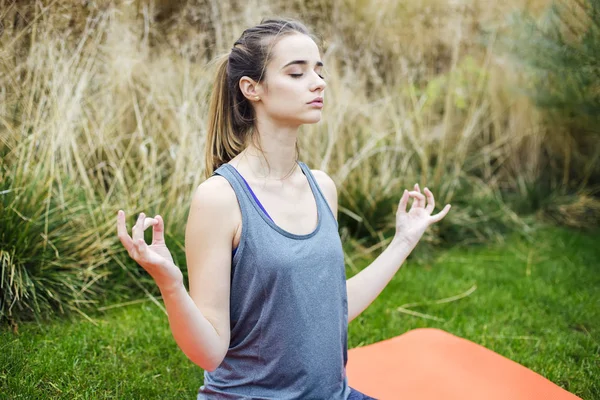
[230,166,274,256]
[236,172,274,222]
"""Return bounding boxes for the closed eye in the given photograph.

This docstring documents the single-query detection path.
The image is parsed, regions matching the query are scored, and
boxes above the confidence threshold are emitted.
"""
[290,73,325,80]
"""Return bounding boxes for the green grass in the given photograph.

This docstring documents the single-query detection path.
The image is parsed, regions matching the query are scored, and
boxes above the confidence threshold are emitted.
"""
[1,225,598,399]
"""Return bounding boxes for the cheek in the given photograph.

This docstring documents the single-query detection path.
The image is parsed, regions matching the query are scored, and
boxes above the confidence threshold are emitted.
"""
[265,79,305,115]
[269,78,302,101]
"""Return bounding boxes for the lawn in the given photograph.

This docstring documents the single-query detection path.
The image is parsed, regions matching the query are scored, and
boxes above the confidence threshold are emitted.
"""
[1,225,598,399]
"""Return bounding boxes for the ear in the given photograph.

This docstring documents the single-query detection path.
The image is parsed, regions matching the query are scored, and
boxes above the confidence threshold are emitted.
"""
[239,76,263,102]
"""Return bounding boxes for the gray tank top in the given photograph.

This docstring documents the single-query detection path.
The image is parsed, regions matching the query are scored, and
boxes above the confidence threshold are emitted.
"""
[197,161,351,400]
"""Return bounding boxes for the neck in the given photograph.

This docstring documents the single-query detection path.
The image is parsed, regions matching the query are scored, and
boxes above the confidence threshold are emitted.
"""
[238,119,300,180]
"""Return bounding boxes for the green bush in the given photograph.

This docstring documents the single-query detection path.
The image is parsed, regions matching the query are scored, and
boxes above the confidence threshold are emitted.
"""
[498,0,600,189]
[505,0,600,130]
[0,165,112,324]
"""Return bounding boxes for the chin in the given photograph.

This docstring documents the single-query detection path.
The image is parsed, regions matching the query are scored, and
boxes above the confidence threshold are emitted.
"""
[300,112,323,125]
[303,117,322,125]
[276,112,322,127]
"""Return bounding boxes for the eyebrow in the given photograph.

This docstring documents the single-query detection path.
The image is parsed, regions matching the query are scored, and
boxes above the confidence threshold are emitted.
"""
[281,60,324,69]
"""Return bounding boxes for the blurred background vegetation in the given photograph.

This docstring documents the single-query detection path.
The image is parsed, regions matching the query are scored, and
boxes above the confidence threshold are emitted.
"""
[1,0,599,324]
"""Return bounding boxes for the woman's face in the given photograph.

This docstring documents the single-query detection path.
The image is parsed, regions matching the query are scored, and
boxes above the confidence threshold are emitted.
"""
[257,33,327,127]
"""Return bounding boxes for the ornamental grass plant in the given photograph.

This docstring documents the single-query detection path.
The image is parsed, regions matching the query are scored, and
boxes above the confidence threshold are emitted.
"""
[0,0,598,323]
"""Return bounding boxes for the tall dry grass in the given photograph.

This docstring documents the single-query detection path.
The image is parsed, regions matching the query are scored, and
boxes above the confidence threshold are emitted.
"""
[1,0,598,322]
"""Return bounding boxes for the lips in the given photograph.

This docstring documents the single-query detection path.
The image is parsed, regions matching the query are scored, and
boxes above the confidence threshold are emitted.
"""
[308,97,324,105]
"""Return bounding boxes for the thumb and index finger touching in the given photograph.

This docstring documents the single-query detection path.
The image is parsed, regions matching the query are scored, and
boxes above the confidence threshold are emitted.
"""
[117,210,166,253]
[397,188,452,221]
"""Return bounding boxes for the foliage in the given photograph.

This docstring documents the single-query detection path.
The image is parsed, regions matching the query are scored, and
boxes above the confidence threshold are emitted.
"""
[503,0,600,132]
[1,0,599,322]
[496,0,600,190]
[0,165,111,323]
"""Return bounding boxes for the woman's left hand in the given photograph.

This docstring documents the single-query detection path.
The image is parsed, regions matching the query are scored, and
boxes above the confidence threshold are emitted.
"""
[393,183,451,250]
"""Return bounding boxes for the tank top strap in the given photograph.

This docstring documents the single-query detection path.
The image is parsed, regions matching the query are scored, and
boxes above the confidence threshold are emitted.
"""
[211,163,253,219]
[297,161,338,227]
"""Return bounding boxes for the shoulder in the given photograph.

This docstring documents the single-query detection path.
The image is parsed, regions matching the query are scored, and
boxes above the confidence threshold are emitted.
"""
[309,169,338,219]
[186,174,241,243]
[190,174,238,215]
[310,169,337,198]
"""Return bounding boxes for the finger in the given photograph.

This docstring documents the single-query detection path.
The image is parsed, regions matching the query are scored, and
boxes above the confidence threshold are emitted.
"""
[424,187,435,214]
[151,215,165,244]
[117,210,134,251]
[134,238,148,262]
[413,184,424,209]
[398,190,410,214]
[409,191,426,210]
[411,183,425,210]
[143,217,158,230]
[132,212,146,243]
[430,204,451,223]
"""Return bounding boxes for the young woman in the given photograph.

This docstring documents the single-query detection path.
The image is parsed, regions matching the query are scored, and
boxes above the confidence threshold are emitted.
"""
[117,18,450,400]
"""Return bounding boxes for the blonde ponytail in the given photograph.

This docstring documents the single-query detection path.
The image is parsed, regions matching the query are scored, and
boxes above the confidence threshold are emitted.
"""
[204,55,245,179]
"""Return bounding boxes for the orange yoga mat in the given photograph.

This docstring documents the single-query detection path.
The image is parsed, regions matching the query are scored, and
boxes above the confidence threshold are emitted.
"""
[346,328,581,400]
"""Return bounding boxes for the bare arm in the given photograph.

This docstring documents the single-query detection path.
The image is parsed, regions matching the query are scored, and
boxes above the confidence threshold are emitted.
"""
[177,176,237,371]
[117,176,237,372]
[159,282,229,372]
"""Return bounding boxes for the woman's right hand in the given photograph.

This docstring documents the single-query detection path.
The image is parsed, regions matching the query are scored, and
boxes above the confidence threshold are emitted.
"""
[116,210,184,294]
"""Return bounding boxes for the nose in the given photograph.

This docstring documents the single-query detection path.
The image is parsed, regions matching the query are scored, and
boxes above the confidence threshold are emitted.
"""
[310,72,326,92]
